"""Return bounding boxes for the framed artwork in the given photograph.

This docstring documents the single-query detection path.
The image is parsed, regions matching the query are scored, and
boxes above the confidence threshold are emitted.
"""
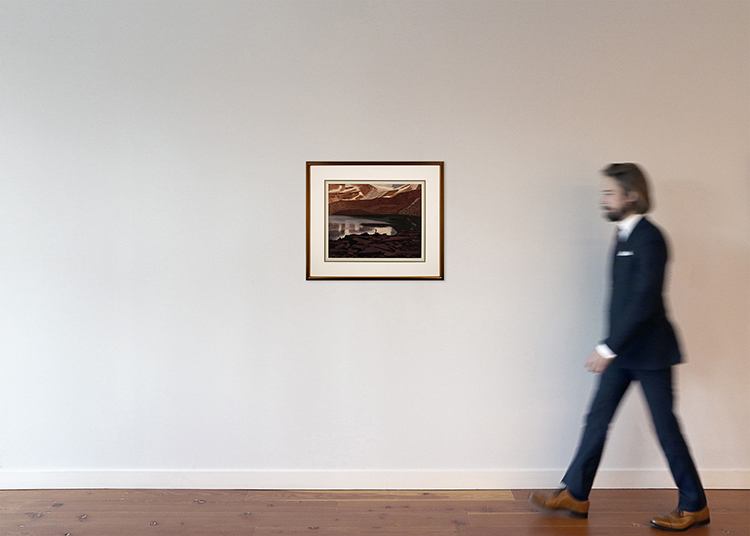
[306,161,444,280]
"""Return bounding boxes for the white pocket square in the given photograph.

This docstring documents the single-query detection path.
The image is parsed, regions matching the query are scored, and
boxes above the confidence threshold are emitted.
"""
[617,251,634,256]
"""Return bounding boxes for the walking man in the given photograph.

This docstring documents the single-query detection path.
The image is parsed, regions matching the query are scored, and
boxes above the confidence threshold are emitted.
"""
[530,163,709,531]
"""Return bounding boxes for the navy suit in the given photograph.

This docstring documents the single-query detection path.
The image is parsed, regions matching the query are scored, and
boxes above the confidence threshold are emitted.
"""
[563,217,706,511]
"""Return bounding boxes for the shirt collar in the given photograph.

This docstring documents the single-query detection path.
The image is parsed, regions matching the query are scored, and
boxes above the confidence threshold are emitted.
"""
[618,214,642,241]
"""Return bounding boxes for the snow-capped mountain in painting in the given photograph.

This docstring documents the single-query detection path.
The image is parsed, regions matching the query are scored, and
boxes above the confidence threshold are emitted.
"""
[328,183,422,216]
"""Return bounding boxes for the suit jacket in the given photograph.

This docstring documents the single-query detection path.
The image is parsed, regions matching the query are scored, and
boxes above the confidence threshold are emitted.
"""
[604,217,682,370]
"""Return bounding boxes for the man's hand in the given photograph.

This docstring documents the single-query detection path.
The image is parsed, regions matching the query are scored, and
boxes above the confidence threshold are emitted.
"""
[585,351,611,374]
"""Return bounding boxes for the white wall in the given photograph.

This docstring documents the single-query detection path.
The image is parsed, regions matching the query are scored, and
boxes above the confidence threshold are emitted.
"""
[1,0,748,490]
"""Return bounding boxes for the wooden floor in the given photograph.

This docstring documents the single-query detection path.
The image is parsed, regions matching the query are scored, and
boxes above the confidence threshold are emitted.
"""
[1,489,747,536]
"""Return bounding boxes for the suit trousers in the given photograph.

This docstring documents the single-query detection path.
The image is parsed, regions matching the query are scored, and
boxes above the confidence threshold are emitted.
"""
[562,365,707,511]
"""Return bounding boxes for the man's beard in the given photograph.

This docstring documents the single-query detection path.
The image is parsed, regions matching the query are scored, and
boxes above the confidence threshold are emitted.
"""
[604,207,627,222]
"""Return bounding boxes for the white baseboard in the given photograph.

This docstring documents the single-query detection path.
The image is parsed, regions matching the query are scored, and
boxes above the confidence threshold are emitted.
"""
[0,469,747,490]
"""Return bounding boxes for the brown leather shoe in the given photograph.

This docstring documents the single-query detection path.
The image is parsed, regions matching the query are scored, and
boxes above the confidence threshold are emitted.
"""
[650,506,710,531]
[529,488,589,518]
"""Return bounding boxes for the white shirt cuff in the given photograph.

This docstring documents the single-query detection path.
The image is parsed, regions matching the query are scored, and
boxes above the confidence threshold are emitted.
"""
[596,344,616,359]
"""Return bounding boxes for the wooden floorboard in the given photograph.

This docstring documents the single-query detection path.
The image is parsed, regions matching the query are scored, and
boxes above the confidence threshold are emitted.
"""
[0,489,747,536]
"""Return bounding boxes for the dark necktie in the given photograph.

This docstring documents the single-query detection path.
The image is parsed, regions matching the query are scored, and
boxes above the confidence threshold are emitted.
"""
[613,228,625,260]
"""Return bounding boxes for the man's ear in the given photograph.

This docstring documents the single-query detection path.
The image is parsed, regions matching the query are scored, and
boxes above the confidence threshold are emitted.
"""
[626,190,639,205]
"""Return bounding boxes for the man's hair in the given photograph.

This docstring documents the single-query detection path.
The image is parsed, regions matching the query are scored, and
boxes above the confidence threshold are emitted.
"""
[602,163,651,214]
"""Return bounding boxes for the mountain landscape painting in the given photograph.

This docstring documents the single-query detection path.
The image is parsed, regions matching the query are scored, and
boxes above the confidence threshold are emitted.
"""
[327,182,423,260]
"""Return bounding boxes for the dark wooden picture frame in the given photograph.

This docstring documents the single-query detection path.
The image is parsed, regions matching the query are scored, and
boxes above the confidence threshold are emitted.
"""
[306,162,444,280]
